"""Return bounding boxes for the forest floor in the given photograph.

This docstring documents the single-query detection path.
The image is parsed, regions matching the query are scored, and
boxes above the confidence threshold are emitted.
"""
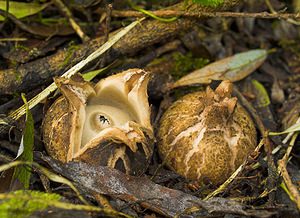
[0,0,300,217]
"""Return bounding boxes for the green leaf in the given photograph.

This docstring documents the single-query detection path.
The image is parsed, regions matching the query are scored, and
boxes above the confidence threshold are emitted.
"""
[12,94,34,189]
[251,79,271,108]
[269,122,300,136]
[0,1,49,21]
[192,0,224,7]
[0,190,61,218]
[81,62,115,82]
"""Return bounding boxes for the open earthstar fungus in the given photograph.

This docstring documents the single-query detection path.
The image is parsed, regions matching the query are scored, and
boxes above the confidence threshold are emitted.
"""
[42,69,154,176]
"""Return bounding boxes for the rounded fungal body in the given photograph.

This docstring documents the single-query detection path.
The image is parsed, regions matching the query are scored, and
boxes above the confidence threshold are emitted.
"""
[43,69,154,176]
[157,81,257,185]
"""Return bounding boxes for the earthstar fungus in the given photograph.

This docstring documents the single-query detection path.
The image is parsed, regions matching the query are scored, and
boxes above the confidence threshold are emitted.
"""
[157,81,257,185]
[43,69,154,175]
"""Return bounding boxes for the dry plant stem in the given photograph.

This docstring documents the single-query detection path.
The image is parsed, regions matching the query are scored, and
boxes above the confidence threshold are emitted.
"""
[53,0,89,41]
[265,0,300,25]
[233,87,277,204]
[252,117,300,168]
[282,132,299,163]
[0,153,12,163]
[283,117,300,144]
[277,133,300,209]
[104,3,113,42]
[93,193,114,210]
[204,139,264,200]
[96,8,300,20]
[0,38,27,42]
[278,159,300,210]
[0,0,240,95]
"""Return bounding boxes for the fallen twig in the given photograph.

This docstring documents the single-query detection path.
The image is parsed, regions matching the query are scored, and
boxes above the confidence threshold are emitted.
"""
[104,3,113,42]
[53,0,89,41]
[265,0,300,25]
[277,131,300,210]
[278,159,300,210]
[96,8,300,21]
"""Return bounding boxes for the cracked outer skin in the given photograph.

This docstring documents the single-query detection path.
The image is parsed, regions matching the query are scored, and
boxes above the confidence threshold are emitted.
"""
[42,96,153,176]
[157,89,257,185]
[42,97,71,162]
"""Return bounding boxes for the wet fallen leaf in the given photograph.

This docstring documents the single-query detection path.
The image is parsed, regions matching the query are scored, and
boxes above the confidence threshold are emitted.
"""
[172,49,268,89]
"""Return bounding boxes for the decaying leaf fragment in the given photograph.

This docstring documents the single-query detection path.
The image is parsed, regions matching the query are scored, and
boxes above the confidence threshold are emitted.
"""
[172,49,268,89]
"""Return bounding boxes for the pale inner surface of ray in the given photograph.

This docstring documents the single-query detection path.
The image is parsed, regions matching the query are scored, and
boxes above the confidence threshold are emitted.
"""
[79,73,150,150]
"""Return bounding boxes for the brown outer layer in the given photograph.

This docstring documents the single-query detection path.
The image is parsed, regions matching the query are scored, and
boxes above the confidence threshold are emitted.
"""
[42,96,153,175]
[42,97,71,162]
[157,90,257,185]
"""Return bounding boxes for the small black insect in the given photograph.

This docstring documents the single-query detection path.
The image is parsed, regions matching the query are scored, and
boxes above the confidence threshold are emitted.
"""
[99,115,110,124]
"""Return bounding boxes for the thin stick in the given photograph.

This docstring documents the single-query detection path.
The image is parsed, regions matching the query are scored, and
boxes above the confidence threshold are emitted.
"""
[0,38,27,42]
[278,159,300,210]
[96,8,300,21]
[277,127,300,209]
[104,3,113,42]
[265,0,300,25]
[54,0,89,41]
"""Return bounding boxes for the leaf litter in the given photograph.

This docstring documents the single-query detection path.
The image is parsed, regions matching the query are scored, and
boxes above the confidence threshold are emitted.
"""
[0,0,300,217]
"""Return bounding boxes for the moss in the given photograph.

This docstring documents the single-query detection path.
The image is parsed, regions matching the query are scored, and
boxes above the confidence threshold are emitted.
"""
[59,41,81,68]
[14,71,22,83]
[0,190,61,218]
[171,52,209,80]
[14,44,30,52]
[187,0,224,7]
[279,39,300,58]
